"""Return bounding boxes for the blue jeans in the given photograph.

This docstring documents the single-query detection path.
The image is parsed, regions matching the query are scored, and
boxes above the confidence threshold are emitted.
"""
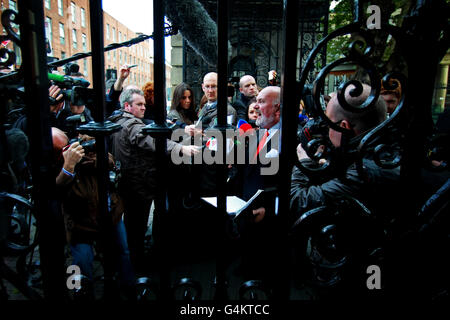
[70,219,135,287]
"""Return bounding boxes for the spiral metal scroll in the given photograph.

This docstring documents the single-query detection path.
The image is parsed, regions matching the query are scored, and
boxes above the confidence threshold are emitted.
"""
[295,21,409,178]
[172,277,202,300]
[290,196,383,288]
[136,277,159,300]
[238,280,271,300]
[0,9,20,69]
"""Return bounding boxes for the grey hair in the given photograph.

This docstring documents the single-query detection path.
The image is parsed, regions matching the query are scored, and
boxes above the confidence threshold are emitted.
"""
[120,88,144,108]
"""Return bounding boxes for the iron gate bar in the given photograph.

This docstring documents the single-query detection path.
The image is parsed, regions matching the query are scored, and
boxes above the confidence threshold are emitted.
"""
[277,0,301,300]
[0,27,177,81]
[77,0,119,299]
[353,0,363,23]
[212,0,232,302]
[141,0,173,300]
[17,0,66,299]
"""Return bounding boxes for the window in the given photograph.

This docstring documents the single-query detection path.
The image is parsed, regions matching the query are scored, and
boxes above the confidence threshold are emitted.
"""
[58,0,63,16]
[61,51,66,59]
[119,51,122,64]
[59,23,65,44]
[8,1,19,30]
[14,43,21,64]
[118,31,121,42]
[45,17,52,43]
[72,29,77,49]
[112,27,116,42]
[8,0,16,11]
[106,24,110,40]
[113,51,116,62]
[81,8,86,27]
[45,0,51,10]
[107,51,111,61]
[83,59,88,76]
[82,33,87,51]
[71,2,76,23]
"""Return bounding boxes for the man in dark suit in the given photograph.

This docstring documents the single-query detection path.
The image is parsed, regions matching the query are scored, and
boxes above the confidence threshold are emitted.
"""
[231,86,281,281]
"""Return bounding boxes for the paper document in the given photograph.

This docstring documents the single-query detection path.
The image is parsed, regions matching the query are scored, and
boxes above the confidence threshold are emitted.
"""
[201,189,264,218]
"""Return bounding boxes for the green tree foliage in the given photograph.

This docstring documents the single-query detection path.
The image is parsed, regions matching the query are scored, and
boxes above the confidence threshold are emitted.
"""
[326,0,416,74]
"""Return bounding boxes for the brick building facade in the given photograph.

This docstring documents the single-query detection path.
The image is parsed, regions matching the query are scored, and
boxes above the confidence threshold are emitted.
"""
[1,0,153,89]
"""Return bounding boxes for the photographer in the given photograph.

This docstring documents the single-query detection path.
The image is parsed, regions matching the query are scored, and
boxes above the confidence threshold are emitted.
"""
[54,128,135,299]
[53,127,84,186]
[290,84,401,225]
[48,74,93,139]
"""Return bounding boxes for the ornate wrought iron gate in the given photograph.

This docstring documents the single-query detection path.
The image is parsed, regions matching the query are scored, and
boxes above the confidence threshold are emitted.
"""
[183,0,329,101]
[1,0,449,301]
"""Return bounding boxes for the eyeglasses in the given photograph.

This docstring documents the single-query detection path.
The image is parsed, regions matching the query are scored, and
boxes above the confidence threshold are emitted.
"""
[204,85,217,90]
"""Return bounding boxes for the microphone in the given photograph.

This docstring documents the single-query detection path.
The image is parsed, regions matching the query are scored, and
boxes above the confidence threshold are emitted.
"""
[48,73,90,88]
[237,119,247,128]
[237,119,254,136]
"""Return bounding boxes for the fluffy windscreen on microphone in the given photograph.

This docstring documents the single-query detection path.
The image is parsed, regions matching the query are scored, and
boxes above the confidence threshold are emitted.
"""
[237,120,253,136]
[237,119,247,128]
[165,0,230,67]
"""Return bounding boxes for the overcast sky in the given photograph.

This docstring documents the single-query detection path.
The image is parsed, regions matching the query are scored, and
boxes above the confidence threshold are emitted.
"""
[102,0,172,63]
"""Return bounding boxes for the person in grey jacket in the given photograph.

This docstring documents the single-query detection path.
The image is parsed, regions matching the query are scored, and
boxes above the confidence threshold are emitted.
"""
[109,88,199,274]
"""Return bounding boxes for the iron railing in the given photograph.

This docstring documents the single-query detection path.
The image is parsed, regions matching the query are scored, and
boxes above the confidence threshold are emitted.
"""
[0,0,449,301]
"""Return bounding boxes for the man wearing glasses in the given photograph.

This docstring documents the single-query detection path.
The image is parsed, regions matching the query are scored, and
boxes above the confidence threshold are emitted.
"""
[197,72,237,129]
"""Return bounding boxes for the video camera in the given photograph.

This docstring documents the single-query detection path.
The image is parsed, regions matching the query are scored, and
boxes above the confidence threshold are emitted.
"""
[297,116,329,152]
[297,84,329,148]
[63,114,89,140]
[48,72,91,106]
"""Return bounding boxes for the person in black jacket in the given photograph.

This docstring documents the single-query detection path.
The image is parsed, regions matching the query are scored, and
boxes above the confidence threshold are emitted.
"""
[232,75,258,122]
[290,83,400,227]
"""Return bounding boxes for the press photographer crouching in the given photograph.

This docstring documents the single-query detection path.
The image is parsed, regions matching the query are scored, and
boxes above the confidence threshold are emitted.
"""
[52,127,136,300]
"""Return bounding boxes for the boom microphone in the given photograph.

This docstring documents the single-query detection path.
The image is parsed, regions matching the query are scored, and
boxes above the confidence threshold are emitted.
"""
[48,73,90,88]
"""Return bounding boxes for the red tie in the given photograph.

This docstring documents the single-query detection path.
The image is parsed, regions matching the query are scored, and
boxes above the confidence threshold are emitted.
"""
[254,130,269,161]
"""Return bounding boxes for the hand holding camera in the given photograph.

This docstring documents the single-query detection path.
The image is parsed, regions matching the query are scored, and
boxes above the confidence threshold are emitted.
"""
[48,84,65,113]
[62,141,85,174]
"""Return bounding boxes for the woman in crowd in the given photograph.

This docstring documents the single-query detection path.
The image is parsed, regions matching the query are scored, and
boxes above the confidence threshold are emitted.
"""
[142,81,155,122]
[168,82,198,128]
[246,101,259,128]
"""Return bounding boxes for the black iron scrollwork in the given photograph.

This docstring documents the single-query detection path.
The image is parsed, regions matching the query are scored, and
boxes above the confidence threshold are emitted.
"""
[238,280,271,300]
[135,276,159,300]
[295,18,411,180]
[172,278,202,300]
[0,9,20,69]
[290,196,383,289]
